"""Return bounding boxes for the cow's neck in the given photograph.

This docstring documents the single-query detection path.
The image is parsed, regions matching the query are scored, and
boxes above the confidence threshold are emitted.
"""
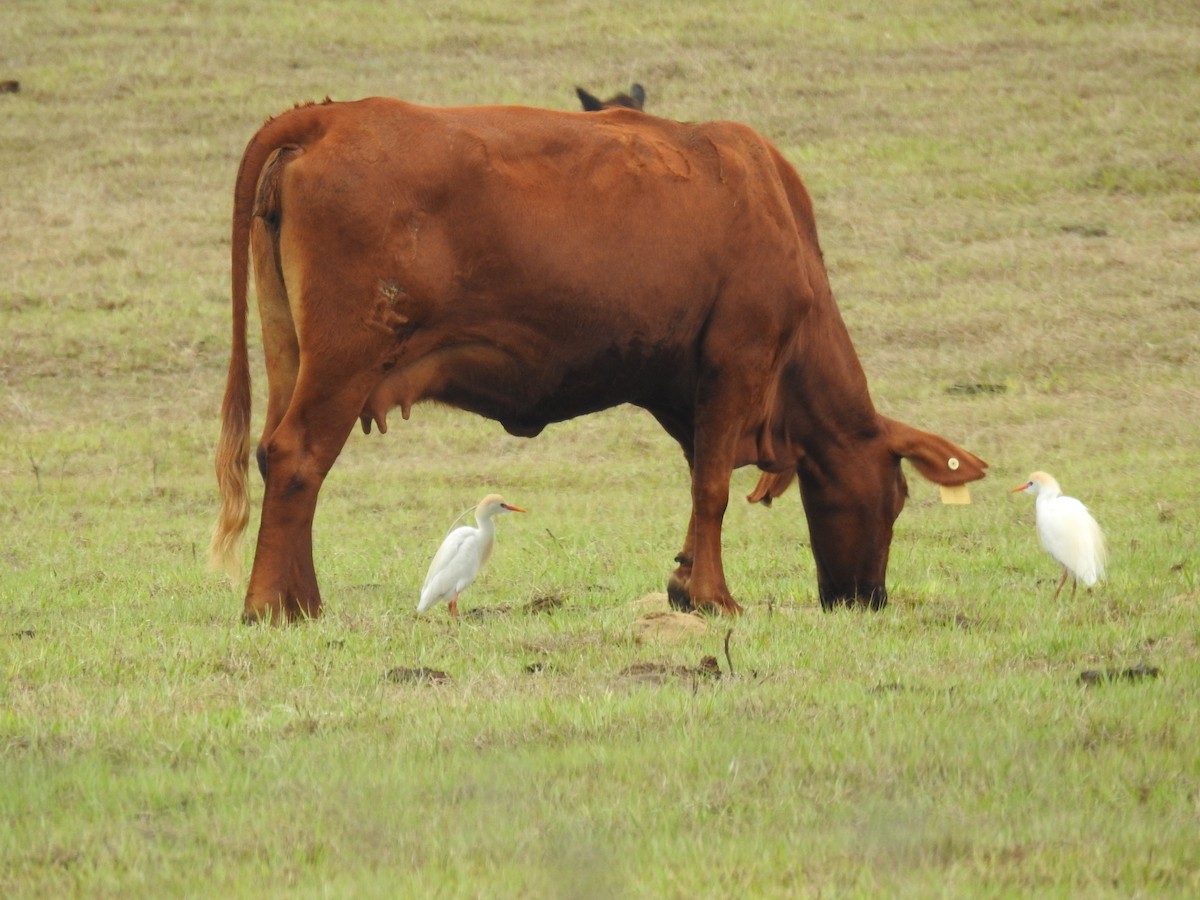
[782,309,881,468]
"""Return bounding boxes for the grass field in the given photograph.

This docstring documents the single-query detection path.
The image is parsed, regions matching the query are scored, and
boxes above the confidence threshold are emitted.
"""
[3,0,1199,896]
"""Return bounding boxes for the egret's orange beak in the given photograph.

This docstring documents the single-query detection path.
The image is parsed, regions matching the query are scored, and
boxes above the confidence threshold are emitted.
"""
[1011,482,1030,493]
[502,504,527,513]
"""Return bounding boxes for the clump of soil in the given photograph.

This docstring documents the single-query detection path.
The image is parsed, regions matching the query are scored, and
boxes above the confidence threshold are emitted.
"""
[385,666,452,685]
[1078,663,1160,687]
[620,655,722,684]
[460,592,566,620]
[523,593,565,614]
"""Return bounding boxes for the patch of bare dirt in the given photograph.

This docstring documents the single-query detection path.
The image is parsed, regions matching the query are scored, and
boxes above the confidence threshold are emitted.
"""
[620,655,722,684]
[1078,663,1160,687]
[631,610,707,643]
[461,592,566,620]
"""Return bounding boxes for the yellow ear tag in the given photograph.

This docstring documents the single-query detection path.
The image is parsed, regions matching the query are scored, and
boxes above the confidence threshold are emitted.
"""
[940,484,971,505]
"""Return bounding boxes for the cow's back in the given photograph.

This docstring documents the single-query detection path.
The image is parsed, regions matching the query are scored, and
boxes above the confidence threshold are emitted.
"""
[281,98,812,321]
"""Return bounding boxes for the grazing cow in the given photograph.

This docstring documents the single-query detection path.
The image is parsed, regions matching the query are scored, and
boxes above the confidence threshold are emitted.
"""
[576,83,646,111]
[211,97,987,623]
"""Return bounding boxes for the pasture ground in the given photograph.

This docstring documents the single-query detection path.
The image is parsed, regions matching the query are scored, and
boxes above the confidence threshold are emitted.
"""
[2,1,1198,896]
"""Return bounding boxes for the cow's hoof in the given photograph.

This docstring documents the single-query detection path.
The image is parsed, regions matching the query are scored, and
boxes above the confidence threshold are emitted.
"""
[818,585,888,612]
[667,572,693,612]
[241,601,290,625]
[290,600,321,622]
[241,607,273,625]
[693,596,744,617]
[667,580,744,617]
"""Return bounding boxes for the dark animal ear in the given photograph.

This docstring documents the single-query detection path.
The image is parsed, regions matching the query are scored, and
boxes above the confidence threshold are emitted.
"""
[576,87,604,111]
[882,416,988,486]
[630,83,646,108]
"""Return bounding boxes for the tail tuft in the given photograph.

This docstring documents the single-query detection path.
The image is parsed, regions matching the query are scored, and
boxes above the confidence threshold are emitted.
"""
[209,394,251,586]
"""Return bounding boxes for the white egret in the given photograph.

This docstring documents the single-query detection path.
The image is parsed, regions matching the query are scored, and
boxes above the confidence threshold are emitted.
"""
[1012,471,1106,600]
[417,494,525,618]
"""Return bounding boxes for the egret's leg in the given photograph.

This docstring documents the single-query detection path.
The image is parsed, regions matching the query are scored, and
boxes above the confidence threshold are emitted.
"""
[1052,568,1069,601]
[449,595,459,619]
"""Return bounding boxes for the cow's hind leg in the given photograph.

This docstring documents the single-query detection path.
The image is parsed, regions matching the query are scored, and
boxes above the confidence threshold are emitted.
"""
[646,409,702,612]
[243,373,372,623]
[667,511,697,612]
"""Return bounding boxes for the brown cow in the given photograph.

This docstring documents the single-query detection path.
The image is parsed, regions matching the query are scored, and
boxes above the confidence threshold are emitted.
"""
[211,97,987,623]
[576,83,646,111]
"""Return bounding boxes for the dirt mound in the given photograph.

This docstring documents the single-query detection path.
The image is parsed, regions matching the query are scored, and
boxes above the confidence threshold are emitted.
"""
[631,610,707,643]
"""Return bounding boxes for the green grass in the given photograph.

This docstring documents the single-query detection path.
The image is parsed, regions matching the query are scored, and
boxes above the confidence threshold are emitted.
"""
[3,0,1199,896]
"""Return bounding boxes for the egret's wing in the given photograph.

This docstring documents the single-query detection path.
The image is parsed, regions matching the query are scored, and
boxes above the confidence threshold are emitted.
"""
[1082,512,1107,582]
[1064,500,1106,583]
[418,527,475,611]
[1037,497,1106,584]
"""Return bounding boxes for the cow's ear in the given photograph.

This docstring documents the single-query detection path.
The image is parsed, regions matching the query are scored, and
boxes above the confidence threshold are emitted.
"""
[630,83,646,108]
[882,416,988,486]
[576,87,604,111]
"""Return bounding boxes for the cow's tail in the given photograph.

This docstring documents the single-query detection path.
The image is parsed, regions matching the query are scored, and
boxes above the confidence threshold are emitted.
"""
[209,103,329,584]
[208,131,261,583]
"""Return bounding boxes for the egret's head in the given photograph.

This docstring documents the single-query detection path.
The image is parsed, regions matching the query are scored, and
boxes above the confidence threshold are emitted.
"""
[1012,471,1060,498]
[476,493,527,520]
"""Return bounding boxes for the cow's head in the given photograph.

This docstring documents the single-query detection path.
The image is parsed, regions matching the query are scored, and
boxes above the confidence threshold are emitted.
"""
[761,416,986,609]
[576,83,646,112]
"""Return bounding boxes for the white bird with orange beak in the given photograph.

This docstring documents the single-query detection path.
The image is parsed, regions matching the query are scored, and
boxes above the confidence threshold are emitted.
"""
[418,494,526,619]
[1012,471,1106,600]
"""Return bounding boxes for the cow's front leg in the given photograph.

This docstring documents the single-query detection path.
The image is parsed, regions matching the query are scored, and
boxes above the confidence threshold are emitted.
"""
[673,346,763,616]
[673,419,743,615]
[684,465,744,616]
